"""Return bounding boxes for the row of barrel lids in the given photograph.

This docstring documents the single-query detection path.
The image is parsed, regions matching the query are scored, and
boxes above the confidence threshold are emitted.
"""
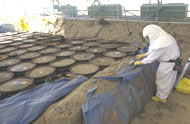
[0,31,141,99]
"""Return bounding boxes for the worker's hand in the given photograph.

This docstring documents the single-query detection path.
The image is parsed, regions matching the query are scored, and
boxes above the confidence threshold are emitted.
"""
[129,60,135,65]
[134,61,144,66]
[136,54,147,59]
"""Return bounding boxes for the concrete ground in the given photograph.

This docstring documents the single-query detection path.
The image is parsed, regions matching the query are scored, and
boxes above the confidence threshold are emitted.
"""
[131,91,190,124]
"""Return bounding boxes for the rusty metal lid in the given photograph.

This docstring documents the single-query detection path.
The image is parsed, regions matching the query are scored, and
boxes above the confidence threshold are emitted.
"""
[18,44,34,48]
[27,46,46,51]
[0,40,13,45]
[27,66,55,79]
[100,43,120,49]
[0,58,20,67]
[0,45,7,49]
[50,58,75,67]
[72,53,95,61]
[33,41,46,45]
[55,43,73,49]
[22,39,37,43]
[55,50,76,57]
[71,63,99,75]
[8,49,28,57]
[19,52,41,60]
[0,55,8,61]
[117,45,138,52]
[10,42,24,46]
[86,47,107,54]
[104,51,127,58]
[69,45,88,51]
[32,55,56,64]
[40,48,60,54]
[0,78,33,93]
[91,57,116,66]
[99,40,113,43]
[0,47,17,54]
[0,72,14,84]
[71,40,86,45]
[83,42,101,47]
[9,62,36,72]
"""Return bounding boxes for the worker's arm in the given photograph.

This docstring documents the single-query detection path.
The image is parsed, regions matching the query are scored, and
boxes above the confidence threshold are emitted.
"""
[142,48,166,64]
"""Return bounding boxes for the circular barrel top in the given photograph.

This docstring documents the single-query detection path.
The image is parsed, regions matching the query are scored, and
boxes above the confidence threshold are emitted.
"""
[71,63,99,75]
[55,50,76,57]
[10,42,24,46]
[91,57,116,66]
[69,45,88,51]
[0,55,8,61]
[83,42,101,47]
[104,51,127,58]
[50,58,75,68]
[27,66,55,79]
[22,39,37,43]
[72,53,95,61]
[32,55,56,64]
[99,43,120,49]
[8,49,28,57]
[0,40,13,45]
[40,48,60,54]
[71,40,86,45]
[0,45,7,49]
[27,46,46,52]
[86,47,107,54]
[54,43,73,49]
[0,72,14,84]
[18,44,35,48]
[0,47,17,54]
[117,45,138,53]
[9,62,36,72]
[0,58,20,67]
[19,52,41,60]
[0,78,33,93]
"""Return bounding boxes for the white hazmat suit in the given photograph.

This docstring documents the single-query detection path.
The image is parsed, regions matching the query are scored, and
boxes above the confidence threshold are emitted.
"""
[141,25,180,99]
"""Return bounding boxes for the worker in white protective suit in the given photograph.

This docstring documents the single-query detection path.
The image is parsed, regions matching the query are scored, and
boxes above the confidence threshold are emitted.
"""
[134,24,180,103]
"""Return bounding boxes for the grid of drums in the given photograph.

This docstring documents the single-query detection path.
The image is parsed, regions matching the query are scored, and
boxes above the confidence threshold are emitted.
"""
[0,32,140,99]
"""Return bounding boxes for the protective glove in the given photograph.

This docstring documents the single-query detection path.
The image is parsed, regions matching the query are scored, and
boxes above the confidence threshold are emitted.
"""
[134,61,143,66]
[136,54,147,59]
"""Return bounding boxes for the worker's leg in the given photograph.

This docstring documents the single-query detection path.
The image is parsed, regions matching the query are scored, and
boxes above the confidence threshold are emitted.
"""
[152,62,176,103]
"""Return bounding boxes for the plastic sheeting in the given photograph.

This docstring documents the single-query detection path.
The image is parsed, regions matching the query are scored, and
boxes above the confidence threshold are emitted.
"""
[82,62,159,124]
[0,75,87,124]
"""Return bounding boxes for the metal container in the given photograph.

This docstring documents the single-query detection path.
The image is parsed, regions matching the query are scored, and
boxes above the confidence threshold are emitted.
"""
[50,58,75,73]
[85,47,107,54]
[22,39,37,43]
[10,42,24,47]
[0,47,17,54]
[8,62,36,76]
[71,63,99,77]
[12,38,24,42]
[69,45,89,51]
[71,40,86,45]
[0,72,14,85]
[0,78,33,98]
[103,51,127,59]
[27,46,46,52]
[18,44,35,49]
[72,53,95,62]
[19,52,41,61]
[8,49,28,57]
[0,45,7,49]
[40,48,60,55]
[45,42,60,47]
[55,50,76,58]
[32,55,56,65]
[91,57,116,67]
[0,58,20,71]
[33,41,46,45]
[45,72,77,82]
[0,55,8,61]
[0,40,13,45]
[54,43,73,49]
[26,66,55,84]
[99,43,120,49]
[117,45,138,53]
[83,42,101,47]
